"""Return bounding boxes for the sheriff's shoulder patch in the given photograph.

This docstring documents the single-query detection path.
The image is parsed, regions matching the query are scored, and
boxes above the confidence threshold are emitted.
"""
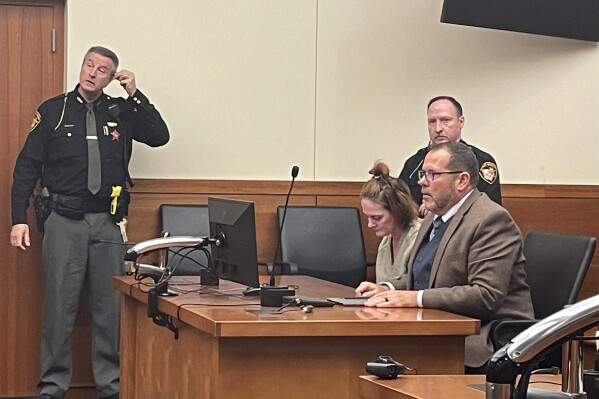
[479,162,497,184]
[30,111,42,132]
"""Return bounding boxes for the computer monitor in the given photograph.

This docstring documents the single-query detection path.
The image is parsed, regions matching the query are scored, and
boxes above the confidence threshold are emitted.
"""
[208,197,260,288]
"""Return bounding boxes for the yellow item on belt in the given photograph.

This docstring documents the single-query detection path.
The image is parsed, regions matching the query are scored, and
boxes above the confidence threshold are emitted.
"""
[110,186,122,215]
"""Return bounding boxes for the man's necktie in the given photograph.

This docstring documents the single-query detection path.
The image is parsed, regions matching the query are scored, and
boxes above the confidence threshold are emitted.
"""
[429,217,445,241]
[86,103,101,194]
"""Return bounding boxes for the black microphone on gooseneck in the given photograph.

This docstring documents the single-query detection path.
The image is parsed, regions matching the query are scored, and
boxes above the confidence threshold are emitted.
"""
[256,166,299,307]
[269,165,299,286]
[291,165,300,178]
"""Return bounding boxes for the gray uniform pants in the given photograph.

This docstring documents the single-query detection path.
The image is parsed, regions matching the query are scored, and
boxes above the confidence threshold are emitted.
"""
[38,211,124,398]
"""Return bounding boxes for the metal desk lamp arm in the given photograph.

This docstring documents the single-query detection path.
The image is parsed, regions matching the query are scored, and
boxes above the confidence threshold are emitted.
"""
[122,235,224,277]
[486,295,599,399]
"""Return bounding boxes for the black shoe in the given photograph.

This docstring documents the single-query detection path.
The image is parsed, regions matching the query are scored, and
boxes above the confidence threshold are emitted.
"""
[101,393,119,399]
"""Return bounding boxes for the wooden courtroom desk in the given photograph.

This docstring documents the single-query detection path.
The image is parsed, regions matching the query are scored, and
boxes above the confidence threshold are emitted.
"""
[359,374,563,399]
[113,275,479,399]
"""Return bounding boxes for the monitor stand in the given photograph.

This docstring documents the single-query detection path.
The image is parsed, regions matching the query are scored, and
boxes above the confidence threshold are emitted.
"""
[200,268,219,286]
[242,285,296,307]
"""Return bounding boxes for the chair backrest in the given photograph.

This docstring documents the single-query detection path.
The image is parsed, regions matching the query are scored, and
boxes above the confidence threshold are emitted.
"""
[523,230,596,319]
[277,206,367,287]
[159,204,211,275]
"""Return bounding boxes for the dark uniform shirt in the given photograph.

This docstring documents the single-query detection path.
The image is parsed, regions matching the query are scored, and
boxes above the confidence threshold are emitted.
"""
[398,140,501,206]
[11,85,170,225]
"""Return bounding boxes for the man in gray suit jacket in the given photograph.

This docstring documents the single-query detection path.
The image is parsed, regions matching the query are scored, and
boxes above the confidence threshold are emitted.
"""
[355,141,533,371]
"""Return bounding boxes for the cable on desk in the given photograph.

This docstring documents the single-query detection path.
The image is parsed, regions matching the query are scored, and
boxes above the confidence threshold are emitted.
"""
[175,300,260,320]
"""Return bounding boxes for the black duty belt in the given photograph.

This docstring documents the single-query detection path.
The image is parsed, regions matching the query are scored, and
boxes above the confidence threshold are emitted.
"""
[52,193,111,214]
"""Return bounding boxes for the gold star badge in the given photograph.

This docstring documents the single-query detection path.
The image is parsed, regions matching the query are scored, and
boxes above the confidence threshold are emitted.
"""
[479,162,497,184]
[29,111,41,132]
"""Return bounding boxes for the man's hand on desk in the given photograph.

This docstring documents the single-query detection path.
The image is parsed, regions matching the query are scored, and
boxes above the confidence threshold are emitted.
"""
[365,290,418,308]
[355,281,389,297]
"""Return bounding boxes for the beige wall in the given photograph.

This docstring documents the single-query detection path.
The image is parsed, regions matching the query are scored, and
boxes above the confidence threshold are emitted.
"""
[66,0,599,184]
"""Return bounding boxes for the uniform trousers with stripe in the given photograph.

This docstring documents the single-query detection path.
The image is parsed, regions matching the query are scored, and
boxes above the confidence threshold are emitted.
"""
[38,211,124,398]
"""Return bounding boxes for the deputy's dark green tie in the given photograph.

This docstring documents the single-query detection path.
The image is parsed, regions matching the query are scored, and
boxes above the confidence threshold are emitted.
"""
[85,103,101,194]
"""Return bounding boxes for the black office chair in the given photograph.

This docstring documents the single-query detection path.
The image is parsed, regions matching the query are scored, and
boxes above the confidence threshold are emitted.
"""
[490,230,597,365]
[276,206,368,287]
[159,204,211,275]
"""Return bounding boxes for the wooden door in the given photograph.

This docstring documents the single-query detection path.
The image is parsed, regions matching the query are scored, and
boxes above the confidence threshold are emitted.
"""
[0,2,96,397]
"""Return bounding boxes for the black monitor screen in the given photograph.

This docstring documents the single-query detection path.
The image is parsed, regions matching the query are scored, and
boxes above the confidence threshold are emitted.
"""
[208,197,260,288]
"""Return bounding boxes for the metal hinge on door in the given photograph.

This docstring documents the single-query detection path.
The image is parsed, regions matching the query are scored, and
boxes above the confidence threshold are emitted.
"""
[51,28,56,53]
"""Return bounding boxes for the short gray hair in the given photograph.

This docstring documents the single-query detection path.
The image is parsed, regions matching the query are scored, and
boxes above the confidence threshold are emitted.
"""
[84,46,119,75]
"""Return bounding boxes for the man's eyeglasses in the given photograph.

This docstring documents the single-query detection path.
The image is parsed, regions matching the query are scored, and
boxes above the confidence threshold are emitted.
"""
[417,170,463,182]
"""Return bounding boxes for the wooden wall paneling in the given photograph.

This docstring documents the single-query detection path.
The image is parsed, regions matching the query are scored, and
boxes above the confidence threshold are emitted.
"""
[127,181,599,301]
[125,193,209,243]
[503,186,599,300]
[127,192,317,264]
[503,198,599,238]
[129,178,364,197]
[128,179,377,261]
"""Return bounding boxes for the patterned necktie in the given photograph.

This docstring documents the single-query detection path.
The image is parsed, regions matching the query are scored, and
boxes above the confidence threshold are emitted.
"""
[429,217,445,241]
[86,103,101,194]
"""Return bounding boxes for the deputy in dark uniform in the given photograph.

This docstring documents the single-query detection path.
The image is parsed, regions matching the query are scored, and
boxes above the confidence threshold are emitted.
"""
[10,46,169,399]
[399,96,501,213]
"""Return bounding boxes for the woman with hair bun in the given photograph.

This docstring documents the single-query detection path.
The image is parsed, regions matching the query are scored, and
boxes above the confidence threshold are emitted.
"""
[360,161,420,284]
